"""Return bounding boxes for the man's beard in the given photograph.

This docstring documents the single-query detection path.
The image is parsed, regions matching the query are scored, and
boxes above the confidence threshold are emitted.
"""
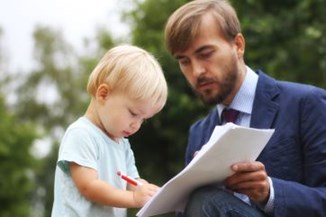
[194,58,238,106]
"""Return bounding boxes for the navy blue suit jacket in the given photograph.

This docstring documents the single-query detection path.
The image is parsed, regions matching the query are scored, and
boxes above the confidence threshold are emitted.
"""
[185,71,326,217]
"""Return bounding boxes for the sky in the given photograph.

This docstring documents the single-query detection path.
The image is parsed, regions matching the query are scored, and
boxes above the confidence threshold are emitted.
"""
[0,0,130,72]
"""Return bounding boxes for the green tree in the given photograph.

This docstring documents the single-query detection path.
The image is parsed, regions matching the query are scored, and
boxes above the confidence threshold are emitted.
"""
[0,95,38,217]
[0,27,39,217]
[15,26,87,131]
[232,0,326,87]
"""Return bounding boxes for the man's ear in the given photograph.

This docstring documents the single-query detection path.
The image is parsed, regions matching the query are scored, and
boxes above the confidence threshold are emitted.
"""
[96,84,110,101]
[234,33,245,59]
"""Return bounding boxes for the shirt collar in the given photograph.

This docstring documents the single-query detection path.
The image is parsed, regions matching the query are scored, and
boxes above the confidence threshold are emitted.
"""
[217,66,258,117]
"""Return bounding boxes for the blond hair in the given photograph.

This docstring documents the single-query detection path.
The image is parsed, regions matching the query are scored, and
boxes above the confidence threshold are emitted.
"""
[165,0,241,55]
[87,44,168,109]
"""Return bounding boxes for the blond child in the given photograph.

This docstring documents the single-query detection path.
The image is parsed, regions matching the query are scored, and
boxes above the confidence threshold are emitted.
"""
[51,44,168,217]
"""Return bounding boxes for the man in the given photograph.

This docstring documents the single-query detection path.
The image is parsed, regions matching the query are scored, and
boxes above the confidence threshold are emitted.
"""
[164,0,326,216]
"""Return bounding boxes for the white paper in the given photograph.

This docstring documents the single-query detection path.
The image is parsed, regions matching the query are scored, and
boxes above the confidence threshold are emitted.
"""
[137,123,274,217]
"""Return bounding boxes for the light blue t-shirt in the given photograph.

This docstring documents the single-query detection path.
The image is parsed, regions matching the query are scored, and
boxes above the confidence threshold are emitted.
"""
[51,117,140,217]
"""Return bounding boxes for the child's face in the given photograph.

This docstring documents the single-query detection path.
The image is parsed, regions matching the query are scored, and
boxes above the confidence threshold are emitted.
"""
[96,92,160,141]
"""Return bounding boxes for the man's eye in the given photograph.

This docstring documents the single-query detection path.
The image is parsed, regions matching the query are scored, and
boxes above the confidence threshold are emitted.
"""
[178,58,190,65]
[199,51,213,59]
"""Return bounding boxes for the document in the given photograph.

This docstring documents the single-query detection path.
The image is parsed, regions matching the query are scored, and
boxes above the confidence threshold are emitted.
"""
[137,123,274,217]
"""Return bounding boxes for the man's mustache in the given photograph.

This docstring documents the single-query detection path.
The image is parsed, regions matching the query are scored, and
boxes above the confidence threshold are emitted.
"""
[195,76,216,88]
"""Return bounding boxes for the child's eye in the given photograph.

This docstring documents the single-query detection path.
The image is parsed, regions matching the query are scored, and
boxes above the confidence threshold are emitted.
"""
[129,109,138,117]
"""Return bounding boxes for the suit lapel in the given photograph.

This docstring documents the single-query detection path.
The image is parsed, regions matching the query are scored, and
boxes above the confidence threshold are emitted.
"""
[250,71,280,129]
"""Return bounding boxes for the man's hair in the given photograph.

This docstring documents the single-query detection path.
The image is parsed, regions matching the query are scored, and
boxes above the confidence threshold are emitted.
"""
[87,44,168,109]
[164,0,241,55]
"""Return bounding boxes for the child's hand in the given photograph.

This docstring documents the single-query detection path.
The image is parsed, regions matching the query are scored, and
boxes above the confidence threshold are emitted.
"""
[136,178,148,185]
[127,178,147,191]
[133,183,160,207]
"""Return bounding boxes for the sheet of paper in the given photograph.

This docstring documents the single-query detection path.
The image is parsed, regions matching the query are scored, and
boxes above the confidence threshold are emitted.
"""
[137,123,274,217]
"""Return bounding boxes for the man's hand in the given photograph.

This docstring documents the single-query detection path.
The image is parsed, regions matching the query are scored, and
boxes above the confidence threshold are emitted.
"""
[224,161,270,204]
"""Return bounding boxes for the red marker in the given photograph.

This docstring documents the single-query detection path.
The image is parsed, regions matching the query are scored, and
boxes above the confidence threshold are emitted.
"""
[117,171,143,186]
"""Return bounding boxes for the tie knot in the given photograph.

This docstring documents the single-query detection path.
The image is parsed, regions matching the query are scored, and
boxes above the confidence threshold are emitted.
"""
[221,108,239,124]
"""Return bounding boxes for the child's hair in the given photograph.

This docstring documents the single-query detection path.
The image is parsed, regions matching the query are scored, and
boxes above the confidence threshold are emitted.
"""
[87,44,168,110]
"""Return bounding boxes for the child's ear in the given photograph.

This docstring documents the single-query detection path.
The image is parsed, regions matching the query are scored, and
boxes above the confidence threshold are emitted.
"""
[96,84,111,100]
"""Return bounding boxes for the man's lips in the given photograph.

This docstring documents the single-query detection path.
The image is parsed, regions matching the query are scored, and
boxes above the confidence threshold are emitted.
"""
[196,80,215,91]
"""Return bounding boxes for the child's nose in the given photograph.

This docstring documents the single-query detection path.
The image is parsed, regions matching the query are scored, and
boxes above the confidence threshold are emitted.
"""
[130,120,142,131]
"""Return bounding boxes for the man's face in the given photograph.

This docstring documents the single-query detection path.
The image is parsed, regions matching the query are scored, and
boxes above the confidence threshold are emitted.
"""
[174,14,244,106]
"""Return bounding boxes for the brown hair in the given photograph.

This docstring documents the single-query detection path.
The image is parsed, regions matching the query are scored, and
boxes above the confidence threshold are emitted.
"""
[165,0,241,55]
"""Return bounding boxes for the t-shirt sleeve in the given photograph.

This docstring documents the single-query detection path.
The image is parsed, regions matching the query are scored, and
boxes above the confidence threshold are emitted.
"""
[123,139,140,179]
[57,127,98,175]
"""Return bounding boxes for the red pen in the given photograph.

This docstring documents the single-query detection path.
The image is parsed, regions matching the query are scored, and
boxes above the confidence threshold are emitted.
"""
[117,171,143,186]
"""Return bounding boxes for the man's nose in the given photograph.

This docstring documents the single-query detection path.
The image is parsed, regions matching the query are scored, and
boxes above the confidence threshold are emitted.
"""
[192,60,205,78]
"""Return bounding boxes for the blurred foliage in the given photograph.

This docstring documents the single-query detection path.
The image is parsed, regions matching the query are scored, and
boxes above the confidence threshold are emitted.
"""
[232,0,326,87]
[0,95,38,217]
[0,0,325,216]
